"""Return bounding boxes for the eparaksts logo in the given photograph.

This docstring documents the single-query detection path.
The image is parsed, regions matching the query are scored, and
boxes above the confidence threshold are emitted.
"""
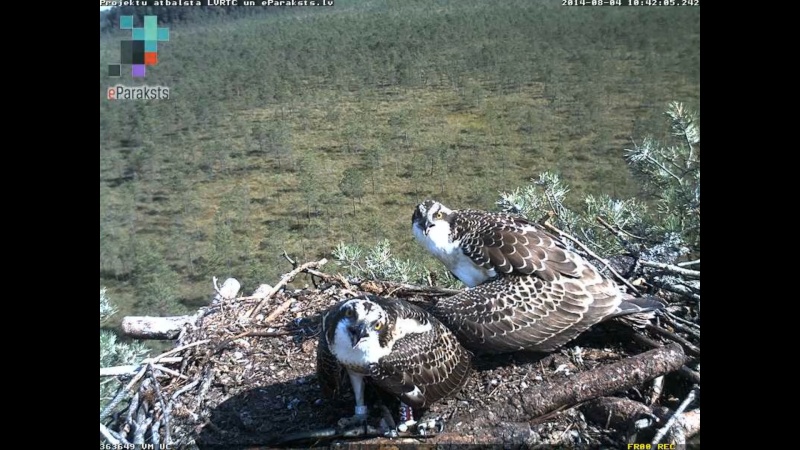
[107,85,170,100]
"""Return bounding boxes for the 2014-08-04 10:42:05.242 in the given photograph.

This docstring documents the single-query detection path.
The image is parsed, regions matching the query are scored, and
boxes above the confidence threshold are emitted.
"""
[562,0,700,6]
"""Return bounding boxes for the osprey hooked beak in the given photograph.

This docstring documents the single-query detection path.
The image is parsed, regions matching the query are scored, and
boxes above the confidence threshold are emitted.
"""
[412,205,434,236]
[348,322,369,348]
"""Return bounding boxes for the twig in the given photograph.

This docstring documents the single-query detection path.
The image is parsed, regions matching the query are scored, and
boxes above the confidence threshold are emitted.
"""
[662,313,701,340]
[542,221,641,294]
[678,365,701,385]
[171,379,201,401]
[596,216,645,240]
[100,423,120,445]
[651,385,698,445]
[654,280,701,302]
[264,298,296,324]
[151,412,161,449]
[247,330,298,337]
[645,324,700,357]
[648,375,664,405]
[153,339,210,361]
[195,366,215,413]
[640,260,700,278]
[147,364,170,447]
[100,358,183,377]
[665,311,700,330]
[132,413,152,445]
[630,332,664,350]
[677,259,700,267]
[125,389,140,431]
[212,276,223,298]
[100,365,148,421]
[282,250,297,268]
[246,258,328,318]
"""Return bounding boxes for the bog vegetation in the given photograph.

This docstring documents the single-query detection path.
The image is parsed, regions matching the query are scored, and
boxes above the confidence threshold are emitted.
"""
[99,0,700,321]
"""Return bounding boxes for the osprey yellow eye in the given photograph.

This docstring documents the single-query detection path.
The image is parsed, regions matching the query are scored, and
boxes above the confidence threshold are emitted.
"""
[374,322,382,330]
[344,309,353,317]
[435,212,444,220]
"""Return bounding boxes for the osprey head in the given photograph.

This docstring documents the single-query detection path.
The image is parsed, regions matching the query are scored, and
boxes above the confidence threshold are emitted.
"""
[412,200,454,237]
[328,297,391,366]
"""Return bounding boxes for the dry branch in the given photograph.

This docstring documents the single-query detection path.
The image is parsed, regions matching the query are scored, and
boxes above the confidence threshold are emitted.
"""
[246,258,328,319]
[494,344,686,421]
[581,397,699,441]
[677,259,700,267]
[640,260,700,279]
[645,324,700,357]
[101,357,184,377]
[581,397,653,432]
[653,280,700,302]
[651,385,698,444]
[122,315,195,340]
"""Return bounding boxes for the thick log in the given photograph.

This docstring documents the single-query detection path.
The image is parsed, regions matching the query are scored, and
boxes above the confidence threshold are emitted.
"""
[121,315,194,340]
[497,344,686,421]
[582,397,699,440]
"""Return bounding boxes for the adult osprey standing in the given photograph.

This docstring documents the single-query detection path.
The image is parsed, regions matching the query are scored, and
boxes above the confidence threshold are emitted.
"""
[412,200,662,353]
[316,295,471,434]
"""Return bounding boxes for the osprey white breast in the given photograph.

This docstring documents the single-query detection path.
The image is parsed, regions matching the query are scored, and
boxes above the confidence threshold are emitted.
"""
[412,211,495,288]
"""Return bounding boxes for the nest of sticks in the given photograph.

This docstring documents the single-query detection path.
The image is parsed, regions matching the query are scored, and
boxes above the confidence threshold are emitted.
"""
[100,247,700,449]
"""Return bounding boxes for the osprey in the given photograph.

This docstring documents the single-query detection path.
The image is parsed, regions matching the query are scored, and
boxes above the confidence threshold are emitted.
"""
[316,295,471,433]
[412,200,662,353]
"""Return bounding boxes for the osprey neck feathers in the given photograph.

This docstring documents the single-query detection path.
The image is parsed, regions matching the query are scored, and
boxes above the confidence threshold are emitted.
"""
[413,212,495,288]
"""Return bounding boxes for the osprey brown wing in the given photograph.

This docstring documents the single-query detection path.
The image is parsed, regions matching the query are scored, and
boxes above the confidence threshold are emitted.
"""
[430,267,621,354]
[454,211,582,282]
[368,301,471,409]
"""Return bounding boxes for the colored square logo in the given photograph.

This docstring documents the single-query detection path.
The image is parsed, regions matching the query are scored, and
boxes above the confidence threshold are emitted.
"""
[114,15,168,79]
[120,15,133,29]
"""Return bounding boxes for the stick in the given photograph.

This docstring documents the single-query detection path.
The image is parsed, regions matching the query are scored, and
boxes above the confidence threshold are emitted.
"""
[153,339,210,361]
[171,379,201,401]
[246,259,328,318]
[649,375,664,405]
[302,267,356,293]
[665,311,700,330]
[100,423,120,445]
[678,365,701,385]
[100,365,148,421]
[148,364,170,447]
[677,259,700,267]
[195,366,215,413]
[100,358,182,377]
[264,298,295,324]
[282,250,297,268]
[654,280,701,302]
[651,385,698,445]
[596,216,645,241]
[662,313,701,339]
[542,221,641,295]
[640,260,700,278]
[645,324,700,357]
